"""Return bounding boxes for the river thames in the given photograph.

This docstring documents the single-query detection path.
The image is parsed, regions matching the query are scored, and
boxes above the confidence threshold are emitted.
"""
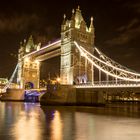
[0,102,140,140]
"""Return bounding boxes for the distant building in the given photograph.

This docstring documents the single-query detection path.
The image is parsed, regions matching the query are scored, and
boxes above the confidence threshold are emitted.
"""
[0,78,8,93]
[0,78,8,85]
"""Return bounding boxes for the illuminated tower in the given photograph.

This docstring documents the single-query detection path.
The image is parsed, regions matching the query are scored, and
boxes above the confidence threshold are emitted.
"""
[17,35,40,89]
[60,6,95,85]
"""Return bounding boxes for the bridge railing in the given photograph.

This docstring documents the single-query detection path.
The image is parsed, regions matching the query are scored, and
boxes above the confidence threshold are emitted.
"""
[75,80,140,88]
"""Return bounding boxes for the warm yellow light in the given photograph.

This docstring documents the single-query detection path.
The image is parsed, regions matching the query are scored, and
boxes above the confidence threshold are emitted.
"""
[57,78,60,82]
[12,111,42,140]
[50,111,62,140]
[24,57,30,62]
[35,60,40,64]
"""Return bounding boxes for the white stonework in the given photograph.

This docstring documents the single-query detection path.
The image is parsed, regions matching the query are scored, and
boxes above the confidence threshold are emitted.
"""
[17,36,40,89]
[60,6,95,85]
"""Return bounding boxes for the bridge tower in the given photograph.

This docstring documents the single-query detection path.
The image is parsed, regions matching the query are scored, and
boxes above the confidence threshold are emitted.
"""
[17,35,40,89]
[60,6,95,85]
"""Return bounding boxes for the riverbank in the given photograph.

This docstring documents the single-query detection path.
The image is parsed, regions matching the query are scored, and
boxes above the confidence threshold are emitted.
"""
[40,85,105,106]
[0,89,24,101]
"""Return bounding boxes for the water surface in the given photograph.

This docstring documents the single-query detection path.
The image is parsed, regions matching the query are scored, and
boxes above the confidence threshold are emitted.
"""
[0,102,140,140]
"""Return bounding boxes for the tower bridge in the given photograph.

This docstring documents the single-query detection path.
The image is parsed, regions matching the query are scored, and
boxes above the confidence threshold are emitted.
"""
[17,6,95,89]
[2,6,140,103]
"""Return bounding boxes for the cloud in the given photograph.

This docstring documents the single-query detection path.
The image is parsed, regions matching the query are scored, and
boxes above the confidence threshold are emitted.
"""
[0,13,59,46]
[124,2,140,14]
[29,25,59,46]
[0,14,39,33]
[131,3,140,13]
[104,18,140,46]
[117,18,139,31]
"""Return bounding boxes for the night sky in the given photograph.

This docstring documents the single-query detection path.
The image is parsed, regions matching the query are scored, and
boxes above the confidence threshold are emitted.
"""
[0,0,140,78]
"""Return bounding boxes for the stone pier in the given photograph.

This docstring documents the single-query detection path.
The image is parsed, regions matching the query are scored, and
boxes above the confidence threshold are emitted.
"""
[0,89,24,101]
[40,85,105,106]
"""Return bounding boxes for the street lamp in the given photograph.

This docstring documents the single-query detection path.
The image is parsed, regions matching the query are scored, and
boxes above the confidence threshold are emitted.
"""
[56,78,60,83]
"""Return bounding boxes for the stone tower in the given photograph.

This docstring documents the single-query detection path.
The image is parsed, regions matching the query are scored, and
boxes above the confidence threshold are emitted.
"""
[17,35,40,89]
[60,6,95,85]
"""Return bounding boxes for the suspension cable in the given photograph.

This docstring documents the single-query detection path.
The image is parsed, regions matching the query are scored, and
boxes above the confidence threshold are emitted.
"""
[75,42,140,76]
[94,47,137,73]
[3,63,19,91]
[74,41,140,82]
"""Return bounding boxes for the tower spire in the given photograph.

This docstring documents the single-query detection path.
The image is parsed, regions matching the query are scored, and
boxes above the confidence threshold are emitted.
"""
[75,5,84,28]
[62,14,66,25]
[89,17,94,33]
[71,9,75,27]
[27,35,34,46]
[71,9,75,20]
[61,14,66,31]
[78,5,80,10]
[72,9,75,14]
[64,14,66,19]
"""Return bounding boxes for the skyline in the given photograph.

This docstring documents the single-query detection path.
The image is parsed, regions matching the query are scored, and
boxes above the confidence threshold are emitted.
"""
[0,0,140,78]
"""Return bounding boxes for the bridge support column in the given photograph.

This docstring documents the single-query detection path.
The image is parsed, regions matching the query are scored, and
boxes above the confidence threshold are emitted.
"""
[17,36,41,89]
[60,7,95,85]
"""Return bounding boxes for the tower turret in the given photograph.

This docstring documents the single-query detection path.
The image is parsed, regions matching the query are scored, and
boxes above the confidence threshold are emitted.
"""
[71,9,75,28]
[75,6,84,29]
[61,14,66,31]
[60,6,95,84]
[89,17,94,33]
[17,36,41,89]
[25,35,34,53]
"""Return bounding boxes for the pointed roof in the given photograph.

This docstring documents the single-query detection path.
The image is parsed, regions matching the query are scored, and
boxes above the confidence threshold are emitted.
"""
[62,14,66,25]
[75,6,84,28]
[71,9,75,20]
[89,17,94,33]
[25,35,35,52]
[70,9,75,27]
[27,35,34,46]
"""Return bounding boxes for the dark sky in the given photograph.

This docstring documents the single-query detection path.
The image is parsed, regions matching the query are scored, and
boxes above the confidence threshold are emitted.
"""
[0,0,140,78]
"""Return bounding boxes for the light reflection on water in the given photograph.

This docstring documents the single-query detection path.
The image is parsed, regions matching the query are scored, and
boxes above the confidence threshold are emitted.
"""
[50,111,62,140]
[12,110,42,140]
[0,102,140,140]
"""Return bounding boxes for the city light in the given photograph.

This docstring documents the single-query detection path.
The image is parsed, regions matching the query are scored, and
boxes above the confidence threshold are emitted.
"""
[35,60,40,64]
[56,78,61,82]
[24,57,30,62]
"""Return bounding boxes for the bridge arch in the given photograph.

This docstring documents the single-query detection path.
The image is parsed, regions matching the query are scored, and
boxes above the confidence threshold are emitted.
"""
[25,82,34,89]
